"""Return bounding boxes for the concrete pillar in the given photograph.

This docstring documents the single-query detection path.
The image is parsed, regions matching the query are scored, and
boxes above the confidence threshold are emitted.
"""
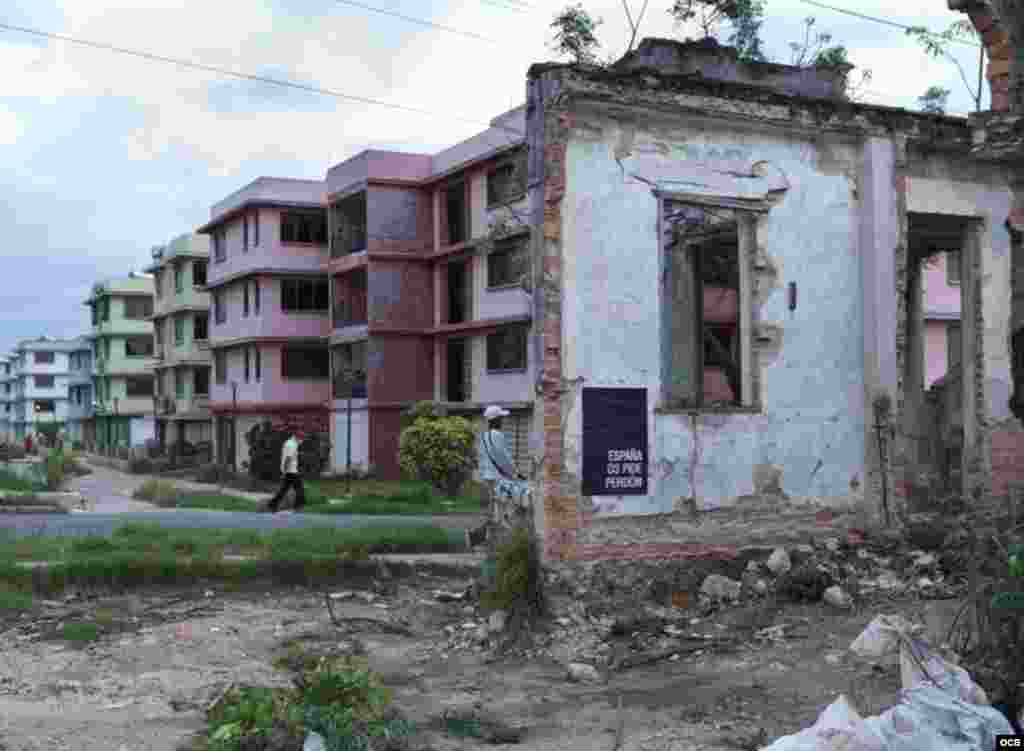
[859,137,901,517]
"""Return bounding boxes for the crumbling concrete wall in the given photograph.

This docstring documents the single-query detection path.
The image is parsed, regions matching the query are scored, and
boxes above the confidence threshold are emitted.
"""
[556,110,866,529]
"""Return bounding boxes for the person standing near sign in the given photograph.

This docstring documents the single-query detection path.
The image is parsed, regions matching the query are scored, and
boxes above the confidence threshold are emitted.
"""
[465,406,531,549]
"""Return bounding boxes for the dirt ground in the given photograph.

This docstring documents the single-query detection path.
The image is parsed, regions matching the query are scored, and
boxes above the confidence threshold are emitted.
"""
[0,557,965,751]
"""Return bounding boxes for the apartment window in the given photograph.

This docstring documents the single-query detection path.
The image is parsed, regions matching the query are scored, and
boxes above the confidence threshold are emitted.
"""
[282,346,329,380]
[34,375,55,389]
[281,279,329,313]
[253,347,261,382]
[34,351,54,364]
[243,282,250,317]
[102,298,110,322]
[243,214,249,252]
[34,400,55,413]
[174,317,185,346]
[125,297,153,320]
[281,212,327,245]
[126,336,154,357]
[154,270,163,299]
[214,351,227,384]
[662,201,747,409]
[486,325,528,372]
[946,251,961,286]
[213,229,226,263]
[174,370,184,399]
[126,376,153,398]
[253,210,259,246]
[193,260,207,287]
[214,291,226,325]
[174,265,183,294]
[195,367,210,396]
[487,237,528,289]
[194,314,209,342]
[91,303,99,326]
[253,280,261,314]
[243,347,250,382]
[487,154,526,207]
[105,339,111,359]
[947,322,962,372]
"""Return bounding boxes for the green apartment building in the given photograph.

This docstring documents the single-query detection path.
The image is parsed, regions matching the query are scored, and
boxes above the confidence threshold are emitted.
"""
[84,274,157,452]
[145,233,212,451]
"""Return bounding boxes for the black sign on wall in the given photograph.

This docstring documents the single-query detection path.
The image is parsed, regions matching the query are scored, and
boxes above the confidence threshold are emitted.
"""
[581,387,648,496]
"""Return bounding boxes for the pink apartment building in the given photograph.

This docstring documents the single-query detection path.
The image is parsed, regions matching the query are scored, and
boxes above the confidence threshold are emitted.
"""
[325,107,534,480]
[197,178,331,470]
[924,251,962,388]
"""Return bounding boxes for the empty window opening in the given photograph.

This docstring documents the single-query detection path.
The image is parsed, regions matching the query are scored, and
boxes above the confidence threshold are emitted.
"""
[194,314,209,342]
[125,297,153,320]
[333,269,368,327]
[487,153,527,207]
[487,237,528,289]
[330,192,368,257]
[447,260,471,324]
[487,325,528,372]
[282,278,329,313]
[195,367,210,396]
[663,202,742,408]
[446,338,470,402]
[282,346,330,380]
[193,261,207,287]
[444,181,469,246]
[333,341,368,399]
[281,211,327,245]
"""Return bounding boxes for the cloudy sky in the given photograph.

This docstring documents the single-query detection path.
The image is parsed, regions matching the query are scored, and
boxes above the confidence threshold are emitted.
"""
[0,0,982,354]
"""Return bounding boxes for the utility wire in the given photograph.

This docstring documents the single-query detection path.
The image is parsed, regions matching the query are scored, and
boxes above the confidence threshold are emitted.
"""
[0,21,523,138]
[481,0,532,14]
[797,0,982,49]
[335,0,499,43]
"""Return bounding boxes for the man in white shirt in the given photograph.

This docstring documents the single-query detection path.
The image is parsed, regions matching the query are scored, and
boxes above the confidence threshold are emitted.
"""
[466,406,531,548]
[267,429,306,513]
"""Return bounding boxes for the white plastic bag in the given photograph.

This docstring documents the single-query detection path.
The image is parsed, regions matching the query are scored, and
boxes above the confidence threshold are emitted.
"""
[849,615,919,666]
[898,636,989,706]
[760,695,886,751]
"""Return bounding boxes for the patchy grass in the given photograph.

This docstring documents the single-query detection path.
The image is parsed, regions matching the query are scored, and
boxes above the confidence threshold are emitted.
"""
[58,621,100,645]
[307,479,484,515]
[0,588,33,611]
[176,493,263,512]
[0,469,43,493]
[0,522,465,596]
[132,478,181,507]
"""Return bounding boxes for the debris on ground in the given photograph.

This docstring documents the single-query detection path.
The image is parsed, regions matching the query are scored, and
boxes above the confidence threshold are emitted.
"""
[763,615,1014,751]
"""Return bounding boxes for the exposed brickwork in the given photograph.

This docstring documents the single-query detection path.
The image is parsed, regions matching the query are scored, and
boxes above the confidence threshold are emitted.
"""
[961,4,1014,111]
[990,426,1024,496]
[892,135,911,519]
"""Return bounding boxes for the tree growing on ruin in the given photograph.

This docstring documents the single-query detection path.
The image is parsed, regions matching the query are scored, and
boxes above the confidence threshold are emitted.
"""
[919,85,952,114]
[550,3,603,64]
[906,20,983,113]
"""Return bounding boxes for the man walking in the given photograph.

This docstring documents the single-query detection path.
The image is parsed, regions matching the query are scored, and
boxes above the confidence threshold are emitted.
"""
[267,429,306,513]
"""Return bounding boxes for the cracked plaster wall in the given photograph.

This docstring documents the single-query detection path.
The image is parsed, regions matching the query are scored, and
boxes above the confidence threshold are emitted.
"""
[559,113,867,526]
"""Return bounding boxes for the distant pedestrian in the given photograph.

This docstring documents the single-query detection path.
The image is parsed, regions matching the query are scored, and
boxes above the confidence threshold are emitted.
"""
[267,429,306,513]
[465,405,532,549]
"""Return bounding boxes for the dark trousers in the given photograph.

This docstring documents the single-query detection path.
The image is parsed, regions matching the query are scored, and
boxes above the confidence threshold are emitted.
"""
[269,473,305,511]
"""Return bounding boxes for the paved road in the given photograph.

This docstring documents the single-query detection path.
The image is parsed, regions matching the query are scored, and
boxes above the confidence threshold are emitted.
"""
[0,462,479,539]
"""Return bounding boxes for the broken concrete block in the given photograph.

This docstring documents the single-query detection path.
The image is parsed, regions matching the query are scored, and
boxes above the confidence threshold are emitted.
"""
[488,610,507,634]
[753,579,769,595]
[567,663,602,683]
[824,538,841,553]
[746,560,761,573]
[766,548,792,576]
[700,574,741,602]
[913,553,937,568]
[823,586,851,609]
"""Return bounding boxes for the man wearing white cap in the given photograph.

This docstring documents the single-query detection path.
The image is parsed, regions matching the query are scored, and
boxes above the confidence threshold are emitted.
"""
[466,405,531,548]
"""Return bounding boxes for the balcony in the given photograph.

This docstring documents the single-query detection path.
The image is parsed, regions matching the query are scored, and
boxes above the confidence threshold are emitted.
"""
[333,295,368,329]
[333,375,368,400]
[330,225,367,258]
[195,338,210,351]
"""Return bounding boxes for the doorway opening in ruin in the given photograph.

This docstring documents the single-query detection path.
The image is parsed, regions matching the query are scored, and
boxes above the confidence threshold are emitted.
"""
[904,212,978,501]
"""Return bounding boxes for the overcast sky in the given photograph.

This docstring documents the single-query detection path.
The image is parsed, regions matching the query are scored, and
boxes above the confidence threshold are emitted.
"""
[0,0,982,355]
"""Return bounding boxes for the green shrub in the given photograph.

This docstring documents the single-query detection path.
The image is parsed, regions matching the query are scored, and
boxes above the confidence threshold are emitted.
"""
[43,450,70,491]
[398,410,476,498]
[245,422,331,482]
[0,469,40,492]
[481,527,544,617]
[132,478,181,506]
[71,441,83,452]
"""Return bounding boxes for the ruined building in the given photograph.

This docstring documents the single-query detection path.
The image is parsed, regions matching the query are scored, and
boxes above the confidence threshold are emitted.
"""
[524,38,1019,564]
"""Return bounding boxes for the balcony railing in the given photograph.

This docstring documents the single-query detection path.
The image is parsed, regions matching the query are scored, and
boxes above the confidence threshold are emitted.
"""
[330,225,368,258]
[195,338,210,351]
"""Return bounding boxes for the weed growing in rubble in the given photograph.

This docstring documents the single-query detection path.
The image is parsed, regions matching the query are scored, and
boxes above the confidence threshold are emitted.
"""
[58,621,100,645]
[481,527,544,618]
[0,588,32,611]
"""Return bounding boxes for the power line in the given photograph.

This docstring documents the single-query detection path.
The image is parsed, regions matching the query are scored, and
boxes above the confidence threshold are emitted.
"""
[796,0,982,49]
[481,0,531,14]
[0,21,523,138]
[335,0,498,43]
